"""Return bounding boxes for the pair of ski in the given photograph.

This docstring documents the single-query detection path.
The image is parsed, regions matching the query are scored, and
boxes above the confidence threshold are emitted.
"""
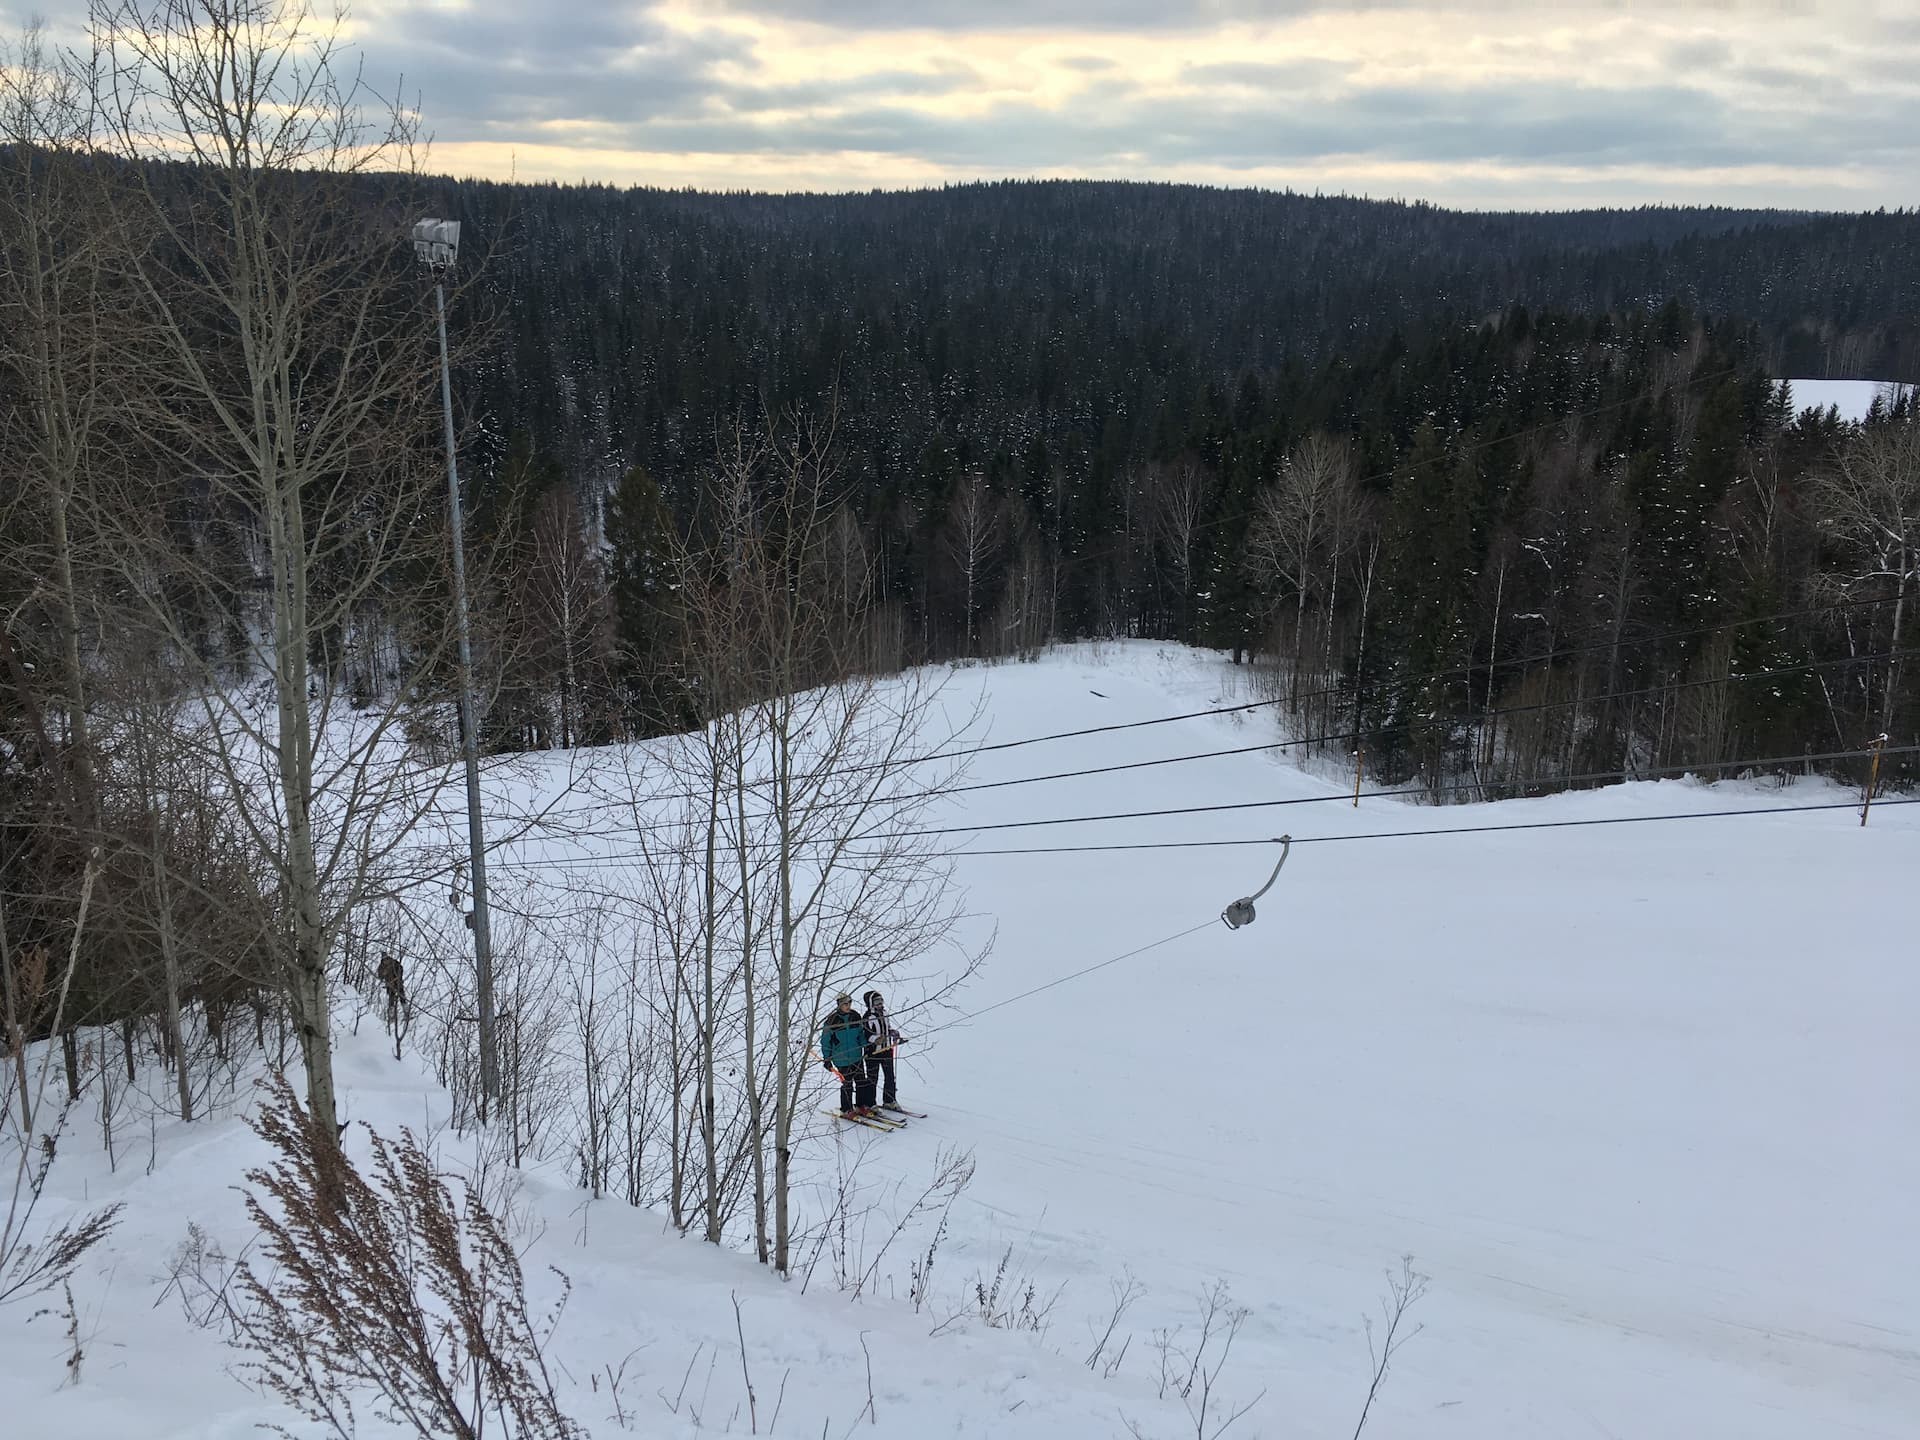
[824,1104,926,1132]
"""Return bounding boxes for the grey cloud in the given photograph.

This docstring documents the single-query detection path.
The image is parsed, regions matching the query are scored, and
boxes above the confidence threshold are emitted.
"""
[716,62,984,115]
[0,0,748,131]
[604,72,1920,181]
[703,0,1426,32]
[371,2,750,130]
[1856,48,1920,88]
[1665,37,1733,71]
[1732,63,1854,99]
[1180,59,1351,92]
[699,0,1197,32]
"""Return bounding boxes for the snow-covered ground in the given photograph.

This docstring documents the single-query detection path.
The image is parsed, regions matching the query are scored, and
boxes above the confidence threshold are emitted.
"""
[9,642,1918,1438]
[1777,377,1914,421]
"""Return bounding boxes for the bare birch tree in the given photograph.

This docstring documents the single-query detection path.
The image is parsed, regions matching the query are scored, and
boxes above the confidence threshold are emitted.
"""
[0,29,115,853]
[88,0,459,1141]
[994,527,1056,660]
[941,471,1004,656]
[1248,433,1357,711]
[1809,414,1920,735]
[1147,458,1208,639]
[0,32,122,1109]
[673,411,984,1274]
[524,485,610,749]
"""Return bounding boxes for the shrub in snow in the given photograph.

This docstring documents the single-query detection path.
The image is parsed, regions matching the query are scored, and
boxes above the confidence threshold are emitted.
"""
[228,1074,583,1440]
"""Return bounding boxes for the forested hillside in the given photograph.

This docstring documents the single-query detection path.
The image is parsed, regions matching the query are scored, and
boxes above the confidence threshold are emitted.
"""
[371,181,1913,796]
[441,180,1920,495]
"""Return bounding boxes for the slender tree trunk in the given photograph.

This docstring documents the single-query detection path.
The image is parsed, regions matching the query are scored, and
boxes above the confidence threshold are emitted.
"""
[772,695,796,1275]
[0,888,30,1132]
[34,305,107,1119]
[127,709,195,1122]
[655,936,685,1227]
[1564,662,1589,776]
[46,477,98,833]
[1602,547,1633,772]
[731,712,769,1265]
[1881,561,1908,737]
[1291,585,1308,715]
[559,585,578,748]
[1354,539,1379,734]
[234,218,338,1143]
[700,739,722,1245]
[1482,559,1504,778]
[963,542,976,655]
[1321,535,1343,755]
[271,480,338,1142]
[16,143,100,842]
[149,795,193,1123]
[621,1004,641,1205]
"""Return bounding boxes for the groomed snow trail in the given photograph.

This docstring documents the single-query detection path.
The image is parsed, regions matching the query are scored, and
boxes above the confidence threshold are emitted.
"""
[849,643,1920,1437]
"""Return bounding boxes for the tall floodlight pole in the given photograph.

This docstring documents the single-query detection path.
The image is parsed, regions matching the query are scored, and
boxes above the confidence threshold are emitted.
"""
[413,217,498,1117]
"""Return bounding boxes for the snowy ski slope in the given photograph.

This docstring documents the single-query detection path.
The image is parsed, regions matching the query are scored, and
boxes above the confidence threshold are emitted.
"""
[7,642,1916,1438]
[877,644,1920,1436]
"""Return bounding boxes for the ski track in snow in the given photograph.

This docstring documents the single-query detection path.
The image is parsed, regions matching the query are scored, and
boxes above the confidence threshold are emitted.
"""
[7,640,1917,1438]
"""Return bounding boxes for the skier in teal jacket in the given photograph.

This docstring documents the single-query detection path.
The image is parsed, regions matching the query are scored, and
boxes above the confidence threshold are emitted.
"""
[820,993,874,1115]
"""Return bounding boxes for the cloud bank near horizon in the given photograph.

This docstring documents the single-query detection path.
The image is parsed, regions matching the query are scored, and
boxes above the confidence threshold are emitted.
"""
[8,0,1916,209]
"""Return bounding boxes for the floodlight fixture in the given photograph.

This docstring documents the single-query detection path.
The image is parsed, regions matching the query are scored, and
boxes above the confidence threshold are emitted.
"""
[412,217,460,269]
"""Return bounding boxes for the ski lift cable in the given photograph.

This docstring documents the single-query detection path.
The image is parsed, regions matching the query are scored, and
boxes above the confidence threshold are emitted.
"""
[519,590,1911,828]
[895,793,1917,1040]
[929,797,1920,858]
[908,591,1909,771]
[475,650,1920,861]
[923,918,1222,1033]
[485,634,1920,849]
[840,743,1920,847]
[924,646,1920,803]
[917,793,1919,1026]
[482,752,1915,873]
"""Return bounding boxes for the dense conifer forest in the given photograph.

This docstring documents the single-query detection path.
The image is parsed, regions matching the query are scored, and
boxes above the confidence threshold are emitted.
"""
[412,181,1918,791]
[443,180,1919,494]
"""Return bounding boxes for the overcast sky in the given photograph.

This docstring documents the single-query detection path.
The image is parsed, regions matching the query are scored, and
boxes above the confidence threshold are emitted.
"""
[12,0,1918,208]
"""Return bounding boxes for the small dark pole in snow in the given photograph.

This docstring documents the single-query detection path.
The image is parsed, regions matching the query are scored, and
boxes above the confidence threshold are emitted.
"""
[1860,733,1889,826]
[1352,747,1365,807]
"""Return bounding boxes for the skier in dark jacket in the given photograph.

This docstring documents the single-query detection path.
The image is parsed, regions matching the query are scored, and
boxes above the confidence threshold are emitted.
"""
[375,951,407,1030]
[862,990,904,1110]
[820,993,874,1115]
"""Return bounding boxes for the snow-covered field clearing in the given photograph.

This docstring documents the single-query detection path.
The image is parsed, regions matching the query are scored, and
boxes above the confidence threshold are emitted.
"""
[7,642,1917,1438]
[1778,377,1914,421]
